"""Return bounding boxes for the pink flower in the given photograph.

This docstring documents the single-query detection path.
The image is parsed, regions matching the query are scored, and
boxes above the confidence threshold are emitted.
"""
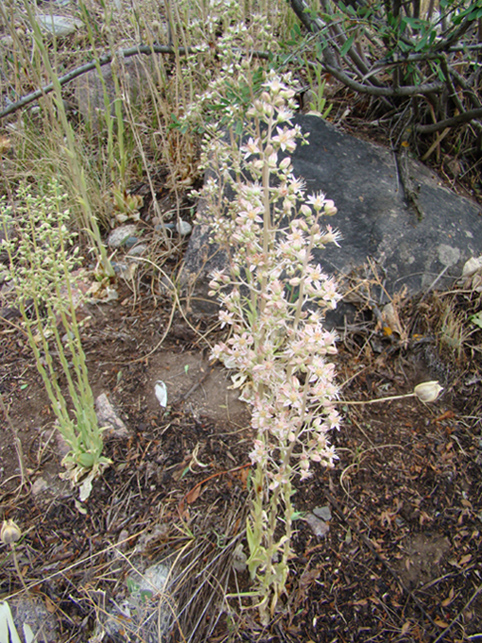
[241,137,262,158]
[272,127,297,152]
[219,310,234,328]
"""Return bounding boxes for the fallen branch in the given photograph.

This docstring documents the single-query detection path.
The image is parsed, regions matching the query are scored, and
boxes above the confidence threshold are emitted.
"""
[414,107,482,134]
[0,44,270,120]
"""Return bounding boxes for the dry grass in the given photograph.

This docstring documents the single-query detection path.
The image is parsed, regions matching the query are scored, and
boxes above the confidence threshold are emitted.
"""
[0,0,291,258]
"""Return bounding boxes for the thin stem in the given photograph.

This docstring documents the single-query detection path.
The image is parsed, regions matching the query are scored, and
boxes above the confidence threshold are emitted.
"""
[11,545,30,597]
[338,392,416,405]
[0,393,26,491]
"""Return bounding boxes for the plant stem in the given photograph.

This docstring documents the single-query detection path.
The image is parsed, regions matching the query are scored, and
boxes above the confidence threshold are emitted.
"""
[0,393,26,492]
[338,392,416,405]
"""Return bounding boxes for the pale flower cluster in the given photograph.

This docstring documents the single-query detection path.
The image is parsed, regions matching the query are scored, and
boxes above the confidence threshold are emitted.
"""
[178,0,277,132]
[202,71,342,489]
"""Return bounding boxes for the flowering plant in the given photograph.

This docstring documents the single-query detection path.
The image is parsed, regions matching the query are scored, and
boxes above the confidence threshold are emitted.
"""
[198,71,342,622]
[1,181,110,501]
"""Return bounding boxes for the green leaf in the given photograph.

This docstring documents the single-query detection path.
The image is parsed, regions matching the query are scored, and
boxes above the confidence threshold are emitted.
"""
[246,520,259,553]
[290,23,302,40]
[470,312,482,329]
[340,35,355,57]
[291,511,305,521]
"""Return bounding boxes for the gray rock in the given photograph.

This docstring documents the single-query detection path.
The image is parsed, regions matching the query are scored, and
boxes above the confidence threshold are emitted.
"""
[9,596,58,642]
[124,236,140,249]
[305,513,330,537]
[74,55,162,131]
[98,561,171,643]
[176,219,192,236]
[107,225,138,249]
[126,243,147,257]
[35,14,83,37]
[313,505,332,521]
[182,115,482,322]
[95,393,129,439]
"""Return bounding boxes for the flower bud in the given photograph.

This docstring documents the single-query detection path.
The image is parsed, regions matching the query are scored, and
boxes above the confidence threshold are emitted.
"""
[413,381,443,403]
[324,200,337,216]
[279,157,291,170]
[1,519,21,546]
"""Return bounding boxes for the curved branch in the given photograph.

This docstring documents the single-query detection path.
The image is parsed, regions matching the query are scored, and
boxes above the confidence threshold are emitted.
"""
[414,107,482,133]
[324,62,445,97]
[0,44,270,120]
[434,15,475,52]
[288,0,481,104]
[289,0,325,34]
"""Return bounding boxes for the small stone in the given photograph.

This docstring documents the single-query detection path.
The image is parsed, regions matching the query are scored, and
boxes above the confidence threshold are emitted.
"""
[127,243,148,257]
[462,256,482,278]
[156,223,175,233]
[176,219,192,236]
[124,236,139,249]
[107,225,138,249]
[35,14,83,37]
[312,505,332,521]
[95,393,130,438]
[305,513,330,537]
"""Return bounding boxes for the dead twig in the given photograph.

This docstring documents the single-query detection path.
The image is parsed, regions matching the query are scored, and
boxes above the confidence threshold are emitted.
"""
[178,369,214,402]
[178,463,250,513]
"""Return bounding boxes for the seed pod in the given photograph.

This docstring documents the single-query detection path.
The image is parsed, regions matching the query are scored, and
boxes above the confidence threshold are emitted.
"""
[1,519,21,546]
[413,381,443,403]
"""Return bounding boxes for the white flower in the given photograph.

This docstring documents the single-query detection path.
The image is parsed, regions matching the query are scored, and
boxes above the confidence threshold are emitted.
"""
[272,126,297,152]
[241,137,262,158]
[276,107,294,123]
[307,192,326,210]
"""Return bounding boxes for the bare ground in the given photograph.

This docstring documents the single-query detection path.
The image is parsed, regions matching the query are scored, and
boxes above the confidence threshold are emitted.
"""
[1,249,482,643]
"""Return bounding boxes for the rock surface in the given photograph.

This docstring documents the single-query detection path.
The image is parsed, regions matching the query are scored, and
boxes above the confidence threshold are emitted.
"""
[74,55,162,130]
[35,14,83,37]
[182,115,482,322]
[97,561,171,642]
[10,596,58,642]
